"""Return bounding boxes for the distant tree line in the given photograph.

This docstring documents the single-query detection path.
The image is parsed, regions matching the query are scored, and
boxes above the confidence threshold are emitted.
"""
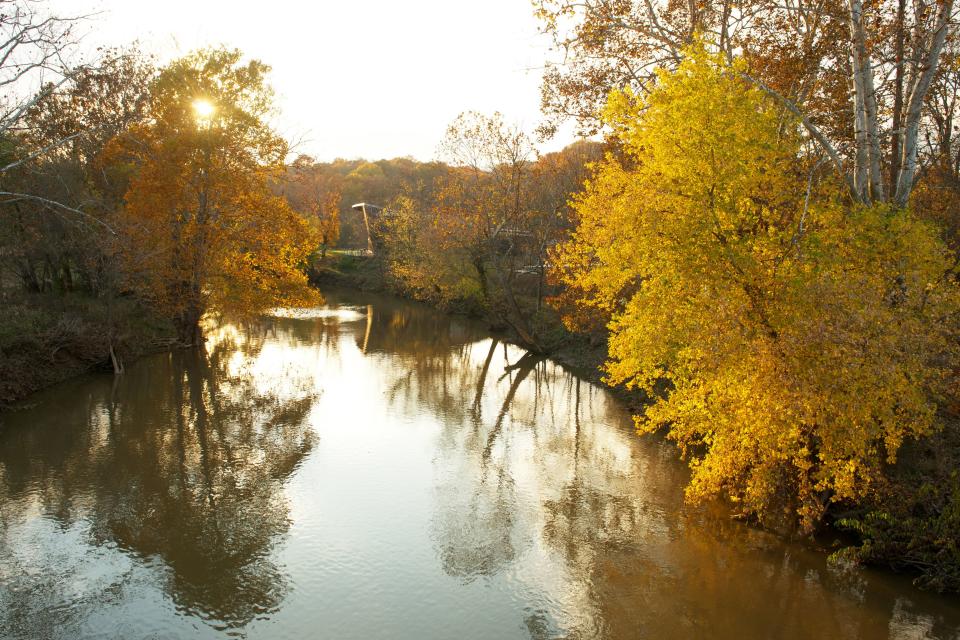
[281,123,604,356]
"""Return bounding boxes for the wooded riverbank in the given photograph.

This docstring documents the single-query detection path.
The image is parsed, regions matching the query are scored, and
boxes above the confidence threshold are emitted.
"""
[310,253,960,593]
[0,291,176,409]
[2,287,958,639]
[4,249,958,594]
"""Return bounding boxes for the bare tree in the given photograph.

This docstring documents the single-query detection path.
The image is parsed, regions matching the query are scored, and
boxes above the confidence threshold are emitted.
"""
[0,0,86,142]
[0,0,99,228]
[436,112,545,351]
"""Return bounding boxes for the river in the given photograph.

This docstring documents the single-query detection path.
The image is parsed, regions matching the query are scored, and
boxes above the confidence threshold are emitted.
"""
[1,289,958,639]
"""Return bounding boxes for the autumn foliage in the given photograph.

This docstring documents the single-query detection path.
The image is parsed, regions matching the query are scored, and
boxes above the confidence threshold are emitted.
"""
[284,155,342,257]
[552,48,960,531]
[109,49,319,342]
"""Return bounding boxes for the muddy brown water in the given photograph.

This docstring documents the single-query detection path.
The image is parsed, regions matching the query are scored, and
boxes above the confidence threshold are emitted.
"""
[1,289,958,639]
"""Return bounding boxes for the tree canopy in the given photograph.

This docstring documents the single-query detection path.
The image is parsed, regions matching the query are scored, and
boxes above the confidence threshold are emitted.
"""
[553,47,960,531]
[109,48,319,342]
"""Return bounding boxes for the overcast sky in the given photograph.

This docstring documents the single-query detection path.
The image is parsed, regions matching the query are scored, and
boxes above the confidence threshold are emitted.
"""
[48,0,576,162]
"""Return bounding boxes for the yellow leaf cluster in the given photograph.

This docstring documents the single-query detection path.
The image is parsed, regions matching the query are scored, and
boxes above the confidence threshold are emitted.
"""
[552,46,960,531]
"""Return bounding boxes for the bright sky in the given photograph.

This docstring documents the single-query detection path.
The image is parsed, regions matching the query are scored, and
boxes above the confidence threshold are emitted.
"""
[49,0,576,162]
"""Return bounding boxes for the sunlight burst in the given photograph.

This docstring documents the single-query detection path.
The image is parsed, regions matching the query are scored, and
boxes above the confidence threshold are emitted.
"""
[192,98,215,122]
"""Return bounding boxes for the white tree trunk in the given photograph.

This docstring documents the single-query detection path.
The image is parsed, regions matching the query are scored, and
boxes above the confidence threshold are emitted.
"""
[849,0,886,203]
[894,0,955,206]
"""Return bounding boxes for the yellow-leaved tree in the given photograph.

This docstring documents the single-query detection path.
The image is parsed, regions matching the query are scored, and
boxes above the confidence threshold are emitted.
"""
[110,48,319,343]
[552,46,960,532]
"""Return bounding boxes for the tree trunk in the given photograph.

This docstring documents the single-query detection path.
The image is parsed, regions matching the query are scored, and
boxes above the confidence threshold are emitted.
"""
[849,0,884,202]
[473,255,490,304]
[109,343,124,375]
[536,259,545,312]
[493,261,543,353]
[849,23,870,201]
[889,0,906,193]
[894,0,954,206]
[176,303,204,346]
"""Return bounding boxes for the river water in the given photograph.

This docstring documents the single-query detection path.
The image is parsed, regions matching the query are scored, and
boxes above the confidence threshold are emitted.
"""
[1,289,958,639]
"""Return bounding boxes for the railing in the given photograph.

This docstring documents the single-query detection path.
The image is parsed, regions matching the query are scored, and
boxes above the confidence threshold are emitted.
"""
[326,248,372,257]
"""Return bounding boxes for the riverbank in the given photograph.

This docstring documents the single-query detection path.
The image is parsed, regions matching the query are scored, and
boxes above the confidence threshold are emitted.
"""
[309,250,960,593]
[3,258,957,594]
[308,251,613,384]
[0,291,177,410]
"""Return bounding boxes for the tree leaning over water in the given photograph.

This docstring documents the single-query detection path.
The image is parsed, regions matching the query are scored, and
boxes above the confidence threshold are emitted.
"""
[553,47,960,532]
[108,48,319,344]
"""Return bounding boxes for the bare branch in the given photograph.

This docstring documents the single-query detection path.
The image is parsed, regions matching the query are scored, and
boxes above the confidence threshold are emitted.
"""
[0,190,115,234]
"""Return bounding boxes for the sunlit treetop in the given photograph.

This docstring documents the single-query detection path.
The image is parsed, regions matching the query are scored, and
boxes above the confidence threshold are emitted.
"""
[105,47,319,342]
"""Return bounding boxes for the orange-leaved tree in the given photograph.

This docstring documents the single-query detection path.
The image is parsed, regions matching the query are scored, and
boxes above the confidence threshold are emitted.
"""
[109,48,319,343]
[433,111,545,350]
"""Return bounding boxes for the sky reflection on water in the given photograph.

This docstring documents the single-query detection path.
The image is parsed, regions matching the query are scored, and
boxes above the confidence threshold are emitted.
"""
[1,290,958,639]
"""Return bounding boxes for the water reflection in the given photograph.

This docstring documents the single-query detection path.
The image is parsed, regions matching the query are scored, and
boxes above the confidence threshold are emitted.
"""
[1,289,958,639]
[0,324,316,637]
[332,292,960,639]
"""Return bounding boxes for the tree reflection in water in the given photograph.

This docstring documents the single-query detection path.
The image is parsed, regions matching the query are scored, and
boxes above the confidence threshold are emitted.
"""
[1,290,959,640]
[0,322,316,636]
[352,291,960,639]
